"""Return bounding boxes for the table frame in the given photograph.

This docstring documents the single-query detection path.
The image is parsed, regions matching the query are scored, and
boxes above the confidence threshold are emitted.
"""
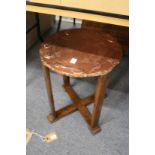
[43,65,108,135]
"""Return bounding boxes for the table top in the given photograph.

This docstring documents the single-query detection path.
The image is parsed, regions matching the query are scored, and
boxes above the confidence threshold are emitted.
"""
[26,0,128,27]
[40,28,122,78]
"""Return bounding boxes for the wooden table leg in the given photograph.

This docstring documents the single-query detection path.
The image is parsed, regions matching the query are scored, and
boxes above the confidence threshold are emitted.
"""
[42,65,56,122]
[63,76,70,87]
[90,75,108,134]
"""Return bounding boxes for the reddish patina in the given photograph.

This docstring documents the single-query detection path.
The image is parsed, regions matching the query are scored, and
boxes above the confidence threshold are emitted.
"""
[40,28,122,77]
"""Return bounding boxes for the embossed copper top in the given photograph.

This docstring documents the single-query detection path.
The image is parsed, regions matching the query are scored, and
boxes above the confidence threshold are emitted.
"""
[40,28,122,77]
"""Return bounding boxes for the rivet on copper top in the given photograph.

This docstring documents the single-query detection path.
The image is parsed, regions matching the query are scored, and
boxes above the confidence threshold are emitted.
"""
[44,43,50,49]
[65,32,70,36]
[107,40,113,43]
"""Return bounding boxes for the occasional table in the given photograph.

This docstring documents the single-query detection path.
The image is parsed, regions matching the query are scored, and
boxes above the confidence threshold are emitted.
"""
[40,28,122,134]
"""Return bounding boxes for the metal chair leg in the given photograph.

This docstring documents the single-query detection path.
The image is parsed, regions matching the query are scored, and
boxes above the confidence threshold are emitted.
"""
[35,13,44,42]
[73,18,76,25]
[57,16,62,32]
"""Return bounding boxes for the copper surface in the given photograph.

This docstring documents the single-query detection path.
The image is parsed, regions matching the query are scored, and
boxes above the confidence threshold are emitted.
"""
[40,28,122,77]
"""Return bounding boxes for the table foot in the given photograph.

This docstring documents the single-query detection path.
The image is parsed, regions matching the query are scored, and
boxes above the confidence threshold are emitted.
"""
[47,114,57,123]
[88,126,102,135]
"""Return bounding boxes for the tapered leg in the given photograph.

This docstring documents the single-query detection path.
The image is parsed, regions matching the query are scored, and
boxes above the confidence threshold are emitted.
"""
[42,65,56,121]
[63,76,70,87]
[90,75,108,134]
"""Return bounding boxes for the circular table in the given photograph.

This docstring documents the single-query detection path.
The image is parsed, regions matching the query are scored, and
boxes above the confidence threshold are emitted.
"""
[40,28,122,134]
